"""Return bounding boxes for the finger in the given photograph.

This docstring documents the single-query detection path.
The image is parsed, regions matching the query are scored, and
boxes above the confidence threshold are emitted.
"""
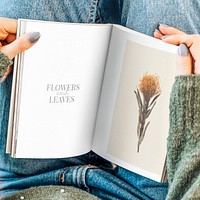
[161,34,193,46]
[1,34,17,46]
[162,34,200,61]
[0,32,41,59]
[159,24,186,35]
[153,29,164,39]
[176,44,193,75]
[6,34,16,43]
[0,18,17,40]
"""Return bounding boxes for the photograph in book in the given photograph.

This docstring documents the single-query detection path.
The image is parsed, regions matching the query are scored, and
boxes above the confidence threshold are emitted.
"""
[134,73,161,153]
[107,40,176,177]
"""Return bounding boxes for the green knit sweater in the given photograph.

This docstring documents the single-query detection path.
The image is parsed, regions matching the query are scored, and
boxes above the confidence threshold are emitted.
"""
[166,75,200,199]
[2,186,100,200]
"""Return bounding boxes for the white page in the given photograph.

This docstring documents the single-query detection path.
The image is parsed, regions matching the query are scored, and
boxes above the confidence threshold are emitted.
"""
[13,20,111,158]
[93,25,178,181]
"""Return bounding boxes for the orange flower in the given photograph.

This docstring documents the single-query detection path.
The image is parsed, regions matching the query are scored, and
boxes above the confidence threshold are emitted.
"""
[139,74,161,101]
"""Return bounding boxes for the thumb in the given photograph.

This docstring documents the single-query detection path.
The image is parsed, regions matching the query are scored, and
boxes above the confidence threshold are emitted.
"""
[0,32,40,60]
[176,44,193,75]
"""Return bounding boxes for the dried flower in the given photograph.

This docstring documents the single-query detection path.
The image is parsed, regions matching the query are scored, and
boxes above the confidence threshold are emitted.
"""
[134,73,161,152]
[139,74,161,101]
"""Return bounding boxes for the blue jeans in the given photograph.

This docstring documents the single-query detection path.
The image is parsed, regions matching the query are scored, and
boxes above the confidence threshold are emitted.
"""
[0,0,169,199]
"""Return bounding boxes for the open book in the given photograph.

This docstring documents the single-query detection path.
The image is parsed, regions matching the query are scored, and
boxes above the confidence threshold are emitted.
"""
[7,19,178,182]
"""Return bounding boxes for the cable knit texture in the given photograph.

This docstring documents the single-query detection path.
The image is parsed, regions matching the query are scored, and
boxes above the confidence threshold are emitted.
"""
[167,75,200,200]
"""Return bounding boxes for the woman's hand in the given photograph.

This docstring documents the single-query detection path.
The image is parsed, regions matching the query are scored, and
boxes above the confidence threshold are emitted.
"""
[0,18,40,78]
[154,24,200,75]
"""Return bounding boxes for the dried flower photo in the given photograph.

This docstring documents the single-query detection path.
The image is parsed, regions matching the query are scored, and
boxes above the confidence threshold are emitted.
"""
[134,73,161,153]
[107,40,176,179]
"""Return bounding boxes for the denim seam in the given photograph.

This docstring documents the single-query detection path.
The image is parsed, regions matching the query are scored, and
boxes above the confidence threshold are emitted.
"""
[74,166,87,189]
[88,0,99,23]
[58,165,98,192]
[75,165,98,192]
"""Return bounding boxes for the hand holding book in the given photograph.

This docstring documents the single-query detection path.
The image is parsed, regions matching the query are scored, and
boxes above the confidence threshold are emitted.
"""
[154,24,200,75]
[0,17,40,83]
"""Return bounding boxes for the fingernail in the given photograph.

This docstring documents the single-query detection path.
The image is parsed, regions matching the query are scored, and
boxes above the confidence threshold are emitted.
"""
[161,35,168,39]
[178,44,188,56]
[0,76,7,84]
[159,23,169,27]
[28,32,41,43]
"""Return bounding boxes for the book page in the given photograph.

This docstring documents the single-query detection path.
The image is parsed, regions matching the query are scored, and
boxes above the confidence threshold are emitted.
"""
[93,25,177,181]
[12,20,111,158]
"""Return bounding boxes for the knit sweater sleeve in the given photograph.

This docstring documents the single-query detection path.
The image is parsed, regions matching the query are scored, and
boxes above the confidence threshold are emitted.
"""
[166,75,200,200]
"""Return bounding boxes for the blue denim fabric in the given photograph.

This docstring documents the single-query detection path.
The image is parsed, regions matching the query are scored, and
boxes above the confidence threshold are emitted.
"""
[0,0,169,199]
[87,167,168,200]
[121,0,200,35]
